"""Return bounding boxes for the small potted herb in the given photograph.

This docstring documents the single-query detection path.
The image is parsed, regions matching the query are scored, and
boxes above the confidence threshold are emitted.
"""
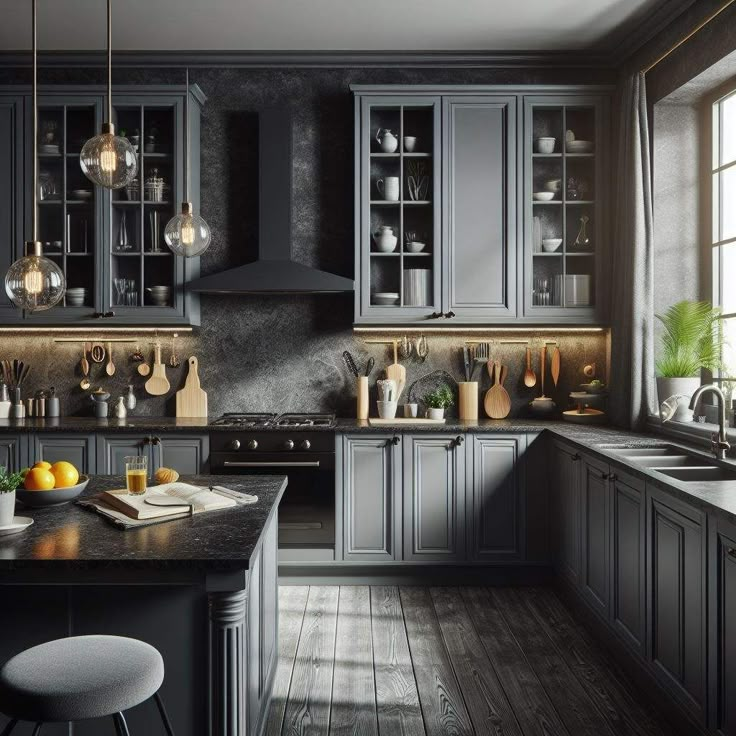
[423,384,454,420]
[0,467,24,526]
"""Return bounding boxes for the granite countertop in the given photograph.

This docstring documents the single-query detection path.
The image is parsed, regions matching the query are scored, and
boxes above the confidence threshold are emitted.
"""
[0,474,287,571]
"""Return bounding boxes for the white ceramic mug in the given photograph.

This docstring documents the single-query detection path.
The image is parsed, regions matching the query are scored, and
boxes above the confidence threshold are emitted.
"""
[403,403,418,418]
[0,490,16,526]
[403,136,417,152]
[376,176,400,201]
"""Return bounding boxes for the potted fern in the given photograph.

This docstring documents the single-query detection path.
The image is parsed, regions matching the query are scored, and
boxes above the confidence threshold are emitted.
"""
[656,300,724,421]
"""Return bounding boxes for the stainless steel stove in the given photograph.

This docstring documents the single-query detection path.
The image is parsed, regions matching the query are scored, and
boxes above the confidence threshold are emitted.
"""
[210,412,335,428]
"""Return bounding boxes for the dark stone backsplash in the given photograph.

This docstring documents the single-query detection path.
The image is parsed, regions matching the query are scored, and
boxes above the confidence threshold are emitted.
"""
[0,64,609,418]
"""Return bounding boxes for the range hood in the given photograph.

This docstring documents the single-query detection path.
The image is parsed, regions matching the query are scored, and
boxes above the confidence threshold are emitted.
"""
[188,109,354,294]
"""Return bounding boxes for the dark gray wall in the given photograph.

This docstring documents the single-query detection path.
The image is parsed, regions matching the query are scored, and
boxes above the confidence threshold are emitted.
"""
[0,63,609,417]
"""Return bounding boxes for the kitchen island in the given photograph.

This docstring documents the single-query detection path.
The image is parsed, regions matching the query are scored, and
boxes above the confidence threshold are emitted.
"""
[0,474,286,736]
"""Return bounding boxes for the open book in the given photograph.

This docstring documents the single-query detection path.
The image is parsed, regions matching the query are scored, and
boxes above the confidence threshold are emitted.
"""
[100,482,237,520]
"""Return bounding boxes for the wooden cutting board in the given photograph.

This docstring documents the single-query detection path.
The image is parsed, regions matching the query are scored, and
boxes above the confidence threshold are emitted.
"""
[144,343,170,396]
[385,340,406,399]
[176,356,208,418]
[484,360,511,419]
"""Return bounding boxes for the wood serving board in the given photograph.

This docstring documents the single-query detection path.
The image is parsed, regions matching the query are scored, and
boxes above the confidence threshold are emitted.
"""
[368,418,446,425]
[176,356,208,418]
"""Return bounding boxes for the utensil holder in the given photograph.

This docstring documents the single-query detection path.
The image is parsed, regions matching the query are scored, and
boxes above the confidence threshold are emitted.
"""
[356,376,369,420]
[458,382,479,421]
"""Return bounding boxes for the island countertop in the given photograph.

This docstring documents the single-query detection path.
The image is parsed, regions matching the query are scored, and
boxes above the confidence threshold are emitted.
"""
[0,474,287,571]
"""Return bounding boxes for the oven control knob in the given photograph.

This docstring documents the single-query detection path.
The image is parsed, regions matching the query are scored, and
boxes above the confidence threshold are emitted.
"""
[228,439,241,451]
[247,439,258,451]
[284,439,295,451]
[300,439,311,450]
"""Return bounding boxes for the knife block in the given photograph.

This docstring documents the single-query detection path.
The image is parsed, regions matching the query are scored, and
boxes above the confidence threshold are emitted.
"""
[357,376,369,420]
[458,382,479,421]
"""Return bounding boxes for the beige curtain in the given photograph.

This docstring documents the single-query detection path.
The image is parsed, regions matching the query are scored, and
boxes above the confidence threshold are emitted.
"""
[609,71,658,429]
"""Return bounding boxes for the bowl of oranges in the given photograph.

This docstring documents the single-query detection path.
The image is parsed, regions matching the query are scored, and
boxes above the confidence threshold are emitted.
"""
[16,461,88,508]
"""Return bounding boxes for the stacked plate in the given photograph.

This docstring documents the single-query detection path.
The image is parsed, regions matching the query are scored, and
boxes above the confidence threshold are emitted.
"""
[146,285,171,306]
[65,287,88,307]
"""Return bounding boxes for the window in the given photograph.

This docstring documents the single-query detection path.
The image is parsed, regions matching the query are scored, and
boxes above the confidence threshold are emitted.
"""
[711,89,736,398]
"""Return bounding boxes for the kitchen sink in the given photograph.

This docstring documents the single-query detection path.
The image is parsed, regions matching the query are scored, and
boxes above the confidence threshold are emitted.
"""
[630,455,712,468]
[655,466,736,482]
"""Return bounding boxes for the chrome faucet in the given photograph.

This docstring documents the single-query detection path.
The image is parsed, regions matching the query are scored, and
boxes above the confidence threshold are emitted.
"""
[689,384,731,460]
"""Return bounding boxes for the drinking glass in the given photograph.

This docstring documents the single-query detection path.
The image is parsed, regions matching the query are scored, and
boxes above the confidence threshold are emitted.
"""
[124,455,147,495]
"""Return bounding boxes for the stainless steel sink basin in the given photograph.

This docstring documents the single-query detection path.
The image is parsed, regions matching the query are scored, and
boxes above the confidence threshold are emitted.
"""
[603,445,684,457]
[633,456,712,468]
[654,466,736,482]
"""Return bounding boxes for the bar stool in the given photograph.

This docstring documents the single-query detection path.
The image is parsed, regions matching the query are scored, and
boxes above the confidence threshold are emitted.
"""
[0,635,175,735]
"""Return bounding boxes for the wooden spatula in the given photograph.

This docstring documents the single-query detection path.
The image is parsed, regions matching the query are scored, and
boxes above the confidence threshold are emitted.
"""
[550,346,561,387]
[524,347,536,387]
[385,340,406,399]
[484,360,511,419]
[176,356,208,418]
[145,343,170,396]
[540,346,547,398]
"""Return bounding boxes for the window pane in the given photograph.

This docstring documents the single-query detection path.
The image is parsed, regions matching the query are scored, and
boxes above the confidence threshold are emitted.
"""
[722,244,736,314]
[721,165,736,242]
[722,318,736,379]
[722,93,736,166]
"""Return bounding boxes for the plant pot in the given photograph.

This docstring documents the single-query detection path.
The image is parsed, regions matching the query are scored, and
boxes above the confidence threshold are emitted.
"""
[0,490,16,526]
[426,407,445,420]
[656,377,700,422]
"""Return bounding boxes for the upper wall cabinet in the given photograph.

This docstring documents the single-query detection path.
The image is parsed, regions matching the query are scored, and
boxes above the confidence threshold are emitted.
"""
[352,86,610,326]
[0,84,204,327]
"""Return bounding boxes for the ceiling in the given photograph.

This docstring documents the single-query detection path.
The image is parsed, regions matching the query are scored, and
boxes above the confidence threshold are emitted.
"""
[0,0,678,54]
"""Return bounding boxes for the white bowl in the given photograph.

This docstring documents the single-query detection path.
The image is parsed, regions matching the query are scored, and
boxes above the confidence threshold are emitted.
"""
[533,191,555,202]
[17,475,90,507]
[544,179,561,193]
[535,137,556,154]
[567,140,593,153]
[373,292,400,306]
[542,238,562,252]
[405,241,426,253]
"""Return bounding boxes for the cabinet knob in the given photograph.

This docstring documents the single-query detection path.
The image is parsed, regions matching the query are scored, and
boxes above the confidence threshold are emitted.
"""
[246,439,258,451]
[607,473,617,482]
[571,453,580,462]
[300,439,311,451]
[390,436,400,446]
[727,548,736,559]
[284,439,295,450]
[444,311,456,319]
[152,436,161,445]
[228,439,242,451]
[453,435,464,447]
[142,436,150,445]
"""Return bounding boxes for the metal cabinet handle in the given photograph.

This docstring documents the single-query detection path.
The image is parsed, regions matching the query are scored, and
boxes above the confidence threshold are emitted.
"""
[142,436,151,445]
[428,312,442,320]
[152,436,161,445]
[607,472,617,482]
[389,436,400,446]
[571,453,580,462]
[727,548,736,559]
[444,311,456,319]
[453,435,464,447]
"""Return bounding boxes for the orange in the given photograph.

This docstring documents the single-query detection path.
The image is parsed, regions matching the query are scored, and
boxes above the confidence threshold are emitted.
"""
[32,461,52,471]
[50,461,79,489]
[24,467,55,491]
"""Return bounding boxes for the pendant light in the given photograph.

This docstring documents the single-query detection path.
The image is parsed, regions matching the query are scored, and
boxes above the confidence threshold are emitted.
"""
[5,0,65,312]
[164,69,211,257]
[79,0,137,189]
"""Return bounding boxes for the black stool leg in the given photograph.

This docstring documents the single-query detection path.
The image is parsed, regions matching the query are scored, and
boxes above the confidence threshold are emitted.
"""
[153,692,175,736]
[114,713,130,736]
[31,724,42,736]
[0,719,17,736]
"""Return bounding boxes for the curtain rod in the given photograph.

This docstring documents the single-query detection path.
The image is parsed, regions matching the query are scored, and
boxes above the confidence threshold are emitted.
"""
[642,0,736,74]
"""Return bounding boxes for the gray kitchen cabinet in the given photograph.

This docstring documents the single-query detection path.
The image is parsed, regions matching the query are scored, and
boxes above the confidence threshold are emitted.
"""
[340,434,401,561]
[151,434,210,475]
[96,434,149,476]
[31,433,96,474]
[0,435,25,473]
[443,96,518,320]
[468,434,526,560]
[403,433,466,562]
[610,470,646,655]
[248,543,262,735]
[710,516,736,736]
[580,454,610,618]
[647,486,707,723]
[551,440,582,583]
[260,515,279,695]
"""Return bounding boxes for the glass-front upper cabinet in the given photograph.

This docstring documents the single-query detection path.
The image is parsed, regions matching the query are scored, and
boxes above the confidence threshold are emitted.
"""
[523,96,607,322]
[355,95,442,323]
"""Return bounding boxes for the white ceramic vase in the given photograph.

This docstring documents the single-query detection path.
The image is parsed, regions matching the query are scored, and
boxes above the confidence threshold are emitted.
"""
[427,407,445,420]
[656,376,700,422]
[0,490,16,526]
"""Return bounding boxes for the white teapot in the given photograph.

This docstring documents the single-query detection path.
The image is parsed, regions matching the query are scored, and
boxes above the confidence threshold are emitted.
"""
[373,225,397,253]
[375,128,399,153]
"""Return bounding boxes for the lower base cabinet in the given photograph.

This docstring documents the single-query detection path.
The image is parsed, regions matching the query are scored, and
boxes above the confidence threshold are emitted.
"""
[551,440,582,583]
[647,487,707,723]
[96,434,210,476]
[0,435,24,472]
[31,433,96,475]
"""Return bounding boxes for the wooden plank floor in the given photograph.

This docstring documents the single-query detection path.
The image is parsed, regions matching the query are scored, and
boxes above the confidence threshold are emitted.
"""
[266,586,678,736]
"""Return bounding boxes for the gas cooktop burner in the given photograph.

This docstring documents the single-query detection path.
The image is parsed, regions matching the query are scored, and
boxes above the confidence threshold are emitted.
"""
[211,413,336,428]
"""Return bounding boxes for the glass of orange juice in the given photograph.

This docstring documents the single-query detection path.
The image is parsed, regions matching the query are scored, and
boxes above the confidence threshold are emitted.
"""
[124,455,147,495]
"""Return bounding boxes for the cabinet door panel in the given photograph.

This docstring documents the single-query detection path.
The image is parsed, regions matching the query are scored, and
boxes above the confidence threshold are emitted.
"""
[611,473,645,654]
[154,435,209,475]
[552,442,581,583]
[0,435,24,473]
[444,96,516,319]
[248,545,262,735]
[403,434,465,562]
[261,514,279,690]
[471,434,525,560]
[648,490,706,721]
[581,456,609,616]
[32,434,95,474]
[97,434,147,476]
[342,435,400,561]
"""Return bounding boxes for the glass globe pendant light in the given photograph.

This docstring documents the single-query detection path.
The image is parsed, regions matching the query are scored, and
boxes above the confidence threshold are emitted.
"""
[164,69,211,257]
[79,0,137,189]
[5,0,65,312]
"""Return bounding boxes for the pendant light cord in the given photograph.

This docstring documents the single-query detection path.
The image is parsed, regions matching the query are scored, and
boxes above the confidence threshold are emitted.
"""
[107,0,112,124]
[184,68,190,202]
[31,0,37,243]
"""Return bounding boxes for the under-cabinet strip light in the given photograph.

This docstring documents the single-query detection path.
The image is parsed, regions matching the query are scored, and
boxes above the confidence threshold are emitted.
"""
[353,326,607,334]
[0,326,193,334]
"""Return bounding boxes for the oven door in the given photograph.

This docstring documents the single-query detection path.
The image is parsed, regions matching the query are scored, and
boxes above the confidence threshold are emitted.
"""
[212,452,336,561]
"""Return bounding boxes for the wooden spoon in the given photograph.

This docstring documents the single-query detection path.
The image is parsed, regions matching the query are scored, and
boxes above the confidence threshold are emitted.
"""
[540,346,547,398]
[80,343,90,377]
[105,342,116,376]
[550,346,561,387]
[484,360,511,419]
[523,347,536,387]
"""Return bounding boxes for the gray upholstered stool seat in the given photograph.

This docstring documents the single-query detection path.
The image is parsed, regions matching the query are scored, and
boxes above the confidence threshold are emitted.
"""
[0,635,164,723]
